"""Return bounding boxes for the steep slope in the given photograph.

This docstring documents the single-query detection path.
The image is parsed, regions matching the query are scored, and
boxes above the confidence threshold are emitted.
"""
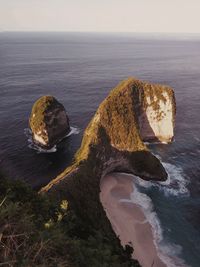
[29,96,70,148]
[41,78,175,193]
[40,78,175,265]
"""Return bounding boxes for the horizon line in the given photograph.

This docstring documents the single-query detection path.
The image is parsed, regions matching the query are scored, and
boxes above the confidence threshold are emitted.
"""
[1,30,200,35]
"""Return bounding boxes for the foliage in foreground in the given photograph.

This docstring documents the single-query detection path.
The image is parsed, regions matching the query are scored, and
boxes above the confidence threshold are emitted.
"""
[0,174,140,267]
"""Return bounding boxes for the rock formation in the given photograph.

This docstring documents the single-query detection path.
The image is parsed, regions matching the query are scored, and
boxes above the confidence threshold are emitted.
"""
[39,78,175,265]
[40,78,175,212]
[29,96,70,149]
[134,82,176,143]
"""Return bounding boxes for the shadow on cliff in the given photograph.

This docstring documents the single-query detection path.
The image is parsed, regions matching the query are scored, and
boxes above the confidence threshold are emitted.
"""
[39,78,171,232]
[138,111,161,143]
[37,78,175,267]
[132,83,160,144]
[40,126,167,225]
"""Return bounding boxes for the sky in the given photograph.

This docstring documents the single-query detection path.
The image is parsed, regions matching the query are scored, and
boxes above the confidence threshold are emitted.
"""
[0,0,200,33]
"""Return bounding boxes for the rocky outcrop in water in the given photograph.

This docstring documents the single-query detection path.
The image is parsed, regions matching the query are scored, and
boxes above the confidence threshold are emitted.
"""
[29,96,70,149]
[39,78,175,265]
[40,77,176,200]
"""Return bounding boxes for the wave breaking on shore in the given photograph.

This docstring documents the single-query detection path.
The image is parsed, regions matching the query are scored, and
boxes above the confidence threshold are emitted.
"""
[100,166,190,267]
[135,160,190,197]
[24,126,80,153]
[129,170,189,267]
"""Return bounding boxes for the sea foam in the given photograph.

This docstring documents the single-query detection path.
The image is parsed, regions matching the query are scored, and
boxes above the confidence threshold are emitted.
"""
[24,126,80,153]
[129,182,188,267]
[119,160,190,267]
[135,159,190,197]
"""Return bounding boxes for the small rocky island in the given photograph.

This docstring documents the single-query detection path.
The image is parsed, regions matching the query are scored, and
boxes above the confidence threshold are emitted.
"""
[29,96,70,149]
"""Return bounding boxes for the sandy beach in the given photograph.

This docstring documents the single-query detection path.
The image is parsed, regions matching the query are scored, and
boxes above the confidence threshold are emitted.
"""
[100,172,166,267]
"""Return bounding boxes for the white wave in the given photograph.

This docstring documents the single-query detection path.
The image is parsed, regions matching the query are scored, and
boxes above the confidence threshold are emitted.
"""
[119,174,189,267]
[144,141,168,145]
[160,162,189,196]
[134,160,189,197]
[129,183,188,267]
[24,128,57,153]
[144,139,175,146]
[65,126,80,137]
[24,126,80,154]
[31,144,57,153]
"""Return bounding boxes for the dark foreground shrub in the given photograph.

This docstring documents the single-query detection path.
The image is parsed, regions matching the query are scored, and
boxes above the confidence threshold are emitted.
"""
[0,174,139,267]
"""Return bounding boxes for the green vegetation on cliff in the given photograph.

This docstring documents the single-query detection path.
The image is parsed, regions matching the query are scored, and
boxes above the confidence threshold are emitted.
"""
[41,78,168,194]
[0,173,139,267]
[29,96,59,132]
[37,78,170,266]
[0,78,175,266]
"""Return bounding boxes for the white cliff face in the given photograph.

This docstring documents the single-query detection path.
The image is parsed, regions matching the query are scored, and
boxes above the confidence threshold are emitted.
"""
[139,90,175,143]
[34,132,48,146]
[33,129,48,146]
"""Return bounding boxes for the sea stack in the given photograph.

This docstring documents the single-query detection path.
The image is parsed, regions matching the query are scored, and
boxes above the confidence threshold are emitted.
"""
[29,96,70,149]
[40,78,176,196]
[40,78,176,263]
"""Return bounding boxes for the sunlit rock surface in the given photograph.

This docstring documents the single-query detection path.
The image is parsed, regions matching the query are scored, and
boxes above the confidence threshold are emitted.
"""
[40,78,175,266]
[39,78,176,265]
[135,83,175,143]
[29,96,70,149]
[40,78,176,196]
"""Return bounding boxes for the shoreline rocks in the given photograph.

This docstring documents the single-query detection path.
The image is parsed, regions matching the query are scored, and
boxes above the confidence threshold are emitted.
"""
[29,96,70,149]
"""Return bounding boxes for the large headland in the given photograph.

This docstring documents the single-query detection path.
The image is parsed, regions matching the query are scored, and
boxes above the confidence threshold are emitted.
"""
[36,77,176,265]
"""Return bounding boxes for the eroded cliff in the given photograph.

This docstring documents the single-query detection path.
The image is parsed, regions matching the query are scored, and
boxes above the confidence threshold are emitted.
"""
[29,96,70,148]
[40,78,176,217]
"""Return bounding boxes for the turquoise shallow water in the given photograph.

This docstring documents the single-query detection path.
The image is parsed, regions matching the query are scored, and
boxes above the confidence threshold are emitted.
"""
[0,32,200,266]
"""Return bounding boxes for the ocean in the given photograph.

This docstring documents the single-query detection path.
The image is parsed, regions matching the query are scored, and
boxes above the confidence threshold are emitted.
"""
[0,32,200,266]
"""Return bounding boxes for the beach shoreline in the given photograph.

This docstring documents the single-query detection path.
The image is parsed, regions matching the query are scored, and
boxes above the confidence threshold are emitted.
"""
[100,173,166,267]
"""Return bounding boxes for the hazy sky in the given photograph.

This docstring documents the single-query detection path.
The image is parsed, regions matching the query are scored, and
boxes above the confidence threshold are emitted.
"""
[0,0,200,33]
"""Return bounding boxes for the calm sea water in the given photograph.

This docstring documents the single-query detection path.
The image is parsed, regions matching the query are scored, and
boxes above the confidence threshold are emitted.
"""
[0,32,200,266]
